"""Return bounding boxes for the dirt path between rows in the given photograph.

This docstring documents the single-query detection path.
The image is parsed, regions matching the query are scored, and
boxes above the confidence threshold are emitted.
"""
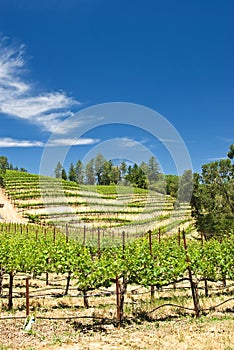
[0,187,28,223]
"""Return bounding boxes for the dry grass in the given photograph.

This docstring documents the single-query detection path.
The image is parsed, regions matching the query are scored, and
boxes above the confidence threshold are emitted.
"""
[0,275,233,349]
[0,314,233,349]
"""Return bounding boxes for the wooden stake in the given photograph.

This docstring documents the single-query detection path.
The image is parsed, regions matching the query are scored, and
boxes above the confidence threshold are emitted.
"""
[98,227,101,257]
[26,276,30,317]
[66,224,69,243]
[148,230,155,301]
[158,228,161,243]
[182,229,201,318]
[116,275,121,328]
[53,226,56,243]
[8,272,14,311]
[201,232,208,297]
[122,231,125,254]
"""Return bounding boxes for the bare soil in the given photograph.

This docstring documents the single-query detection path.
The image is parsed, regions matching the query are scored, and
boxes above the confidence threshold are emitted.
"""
[0,274,233,350]
[0,315,233,349]
[0,188,28,223]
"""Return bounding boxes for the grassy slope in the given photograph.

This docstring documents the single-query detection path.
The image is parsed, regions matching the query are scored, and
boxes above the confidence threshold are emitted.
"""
[2,170,194,235]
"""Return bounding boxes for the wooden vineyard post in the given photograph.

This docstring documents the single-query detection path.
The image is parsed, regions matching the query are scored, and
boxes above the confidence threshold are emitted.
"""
[83,290,89,309]
[66,224,69,243]
[45,272,49,286]
[26,276,30,317]
[173,227,182,291]
[45,257,50,286]
[122,231,125,254]
[23,276,35,332]
[0,268,4,296]
[64,271,71,296]
[53,226,56,243]
[182,229,201,318]
[64,225,71,295]
[148,230,155,301]
[98,227,101,257]
[116,275,121,328]
[158,228,161,244]
[8,272,14,311]
[201,232,209,297]
[120,231,127,323]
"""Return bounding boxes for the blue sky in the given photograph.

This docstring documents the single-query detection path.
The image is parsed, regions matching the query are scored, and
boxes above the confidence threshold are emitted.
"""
[0,0,233,176]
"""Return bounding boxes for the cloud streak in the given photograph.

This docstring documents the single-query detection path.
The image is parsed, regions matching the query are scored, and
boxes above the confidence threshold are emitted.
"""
[0,136,99,148]
[0,137,44,148]
[47,137,100,147]
[0,36,80,134]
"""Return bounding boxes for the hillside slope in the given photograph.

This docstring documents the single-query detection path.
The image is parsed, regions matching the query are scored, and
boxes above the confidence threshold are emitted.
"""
[0,188,28,223]
[2,170,194,236]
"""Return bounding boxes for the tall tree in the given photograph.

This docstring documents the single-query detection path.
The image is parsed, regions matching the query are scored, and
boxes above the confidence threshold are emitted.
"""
[227,144,234,159]
[99,160,112,185]
[68,163,76,182]
[120,161,127,179]
[165,175,179,197]
[75,160,84,184]
[0,156,9,186]
[85,159,95,185]
[61,168,67,180]
[140,161,149,178]
[0,156,9,175]
[94,153,106,184]
[54,162,63,178]
[125,163,148,189]
[148,156,160,183]
[110,165,121,184]
[191,145,234,239]
[178,169,193,203]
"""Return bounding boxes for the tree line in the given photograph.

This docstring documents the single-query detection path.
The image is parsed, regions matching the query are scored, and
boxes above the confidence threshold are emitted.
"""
[54,153,195,202]
[0,156,27,185]
[54,144,234,239]
[54,154,167,190]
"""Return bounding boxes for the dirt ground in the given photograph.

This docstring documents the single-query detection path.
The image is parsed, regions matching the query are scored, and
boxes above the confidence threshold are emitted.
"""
[0,278,233,350]
[0,314,233,350]
[0,188,28,223]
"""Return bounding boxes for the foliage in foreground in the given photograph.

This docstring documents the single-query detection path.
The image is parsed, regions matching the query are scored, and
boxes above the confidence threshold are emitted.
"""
[0,223,233,311]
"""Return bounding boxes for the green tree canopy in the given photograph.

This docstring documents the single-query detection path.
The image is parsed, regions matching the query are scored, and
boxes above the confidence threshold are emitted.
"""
[68,163,76,182]
[54,161,63,178]
[191,145,234,239]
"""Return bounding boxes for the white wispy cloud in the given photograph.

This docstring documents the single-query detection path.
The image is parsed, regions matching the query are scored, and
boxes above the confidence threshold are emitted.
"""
[0,36,80,133]
[0,136,99,148]
[47,138,100,147]
[0,137,43,148]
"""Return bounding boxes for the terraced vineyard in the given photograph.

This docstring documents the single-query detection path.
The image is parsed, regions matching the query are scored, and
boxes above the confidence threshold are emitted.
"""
[1,172,233,350]
[2,170,194,239]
